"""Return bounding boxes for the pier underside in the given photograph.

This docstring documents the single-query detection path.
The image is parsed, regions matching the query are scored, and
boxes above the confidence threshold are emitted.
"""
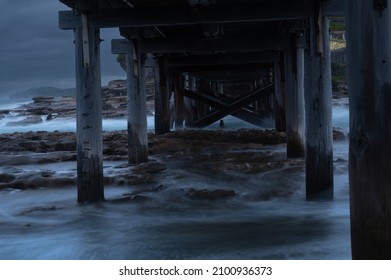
[57,0,391,259]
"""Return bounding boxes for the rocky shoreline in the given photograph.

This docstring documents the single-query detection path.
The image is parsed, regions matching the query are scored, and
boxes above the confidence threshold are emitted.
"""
[1,80,155,126]
[0,79,349,202]
[0,128,299,202]
[0,124,349,203]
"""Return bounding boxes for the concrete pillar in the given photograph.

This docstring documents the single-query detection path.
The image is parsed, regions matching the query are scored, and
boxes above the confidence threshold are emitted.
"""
[347,0,391,259]
[305,4,333,200]
[285,42,306,158]
[74,15,104,203]
[125,42,148,164]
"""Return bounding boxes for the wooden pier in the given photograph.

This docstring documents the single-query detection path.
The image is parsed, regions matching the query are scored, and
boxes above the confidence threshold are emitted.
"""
[58,0,391,259]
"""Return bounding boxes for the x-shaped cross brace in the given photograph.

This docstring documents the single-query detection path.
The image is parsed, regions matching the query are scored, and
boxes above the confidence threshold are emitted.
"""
[184,83,274,128]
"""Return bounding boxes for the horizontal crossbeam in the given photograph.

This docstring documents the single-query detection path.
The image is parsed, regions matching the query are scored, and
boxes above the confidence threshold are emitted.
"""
[139,36,290,54]
[165,52,275,67]
[59,0,345,30]
[59,3,305,30]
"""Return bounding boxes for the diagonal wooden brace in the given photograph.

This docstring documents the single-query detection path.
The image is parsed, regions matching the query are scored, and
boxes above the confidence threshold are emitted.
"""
[184,83,274,127]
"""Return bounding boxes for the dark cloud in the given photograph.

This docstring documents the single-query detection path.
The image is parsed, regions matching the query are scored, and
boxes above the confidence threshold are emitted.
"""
[0,0,124,96]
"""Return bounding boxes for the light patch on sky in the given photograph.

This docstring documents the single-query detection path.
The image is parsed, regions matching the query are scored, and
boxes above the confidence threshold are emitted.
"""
[0,0,125,96]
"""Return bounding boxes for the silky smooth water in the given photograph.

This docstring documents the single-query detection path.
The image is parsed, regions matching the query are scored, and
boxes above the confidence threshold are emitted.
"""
[0,101,351,260]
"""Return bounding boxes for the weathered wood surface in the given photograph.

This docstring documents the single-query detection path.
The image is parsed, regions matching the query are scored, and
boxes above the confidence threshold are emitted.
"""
[347,0,391,259]
[112,39,148,163]
[166,52,274,68]
[60,0,346,17]
[74,21,104,203]
[174,72,185,129]
[273,52,286,132]
[139,36,290,54]
[285,43,305,158]
[59,2,312,29]
[183,89,267,127]
[305,5,333,200]
[126,43,148,164]
[154,58,171,134]
[186,84,274,127]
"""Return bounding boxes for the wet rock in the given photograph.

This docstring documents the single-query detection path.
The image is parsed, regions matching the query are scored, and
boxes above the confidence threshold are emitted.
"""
[0,173,15,183]
[0,151,77,166]
[32,96,54,103]
[159,129,286,145]
[19,206,61,215]
[243,189,295,201]
[108,194,149,203]
[126,173,153,185]
[46,113,53,121]
[152,184,166,192]
[132,161,167,174]
[105,79,127,95]
[6,115,43,126]
[333,127,347,141]
[40,171,55,178]
[0,170,76,190]
[1,166,23,174]
[185,188,236,200]
[26,107,53,115]
[54,140,76,151]
[113,163,131,169]
[0,109,10,115]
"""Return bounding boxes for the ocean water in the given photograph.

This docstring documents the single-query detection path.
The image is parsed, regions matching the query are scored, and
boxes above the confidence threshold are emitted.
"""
[0,98,155,133]
[0,99,351,260]
[0,99,342,134]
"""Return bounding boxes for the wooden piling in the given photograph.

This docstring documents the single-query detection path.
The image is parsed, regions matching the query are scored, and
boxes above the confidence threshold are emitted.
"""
[274,52,287,132]
[305,4,333,200]
[347,0,391,259]
[126,42,148,164]
[74,17,104,203]
[285,43,306,158]
[154,58,171,134]
[174,72,185,129]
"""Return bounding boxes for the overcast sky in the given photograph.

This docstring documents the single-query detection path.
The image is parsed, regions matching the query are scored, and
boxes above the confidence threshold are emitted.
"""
[0,0,125,96]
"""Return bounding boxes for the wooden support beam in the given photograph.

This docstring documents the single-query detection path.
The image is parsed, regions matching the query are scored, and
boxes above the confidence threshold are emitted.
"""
[112,40,148,163]
[138,36,290,54]
[154,58,171,134]
[186,84,274,127]
[186,68,271,82]
[305,3,333,200]
[165,52,275,68]
[108,35,287,56]
[74,17,104,203]
[59,0,345,29]
[184,88,230,109]
[174,72,185,129]
[347,0,391,259]
[183,88,265,126]
[59,2,312,30]
[231,109,269,127]
[128,44,148,164]
[273,51,286,132]
[323,0,347,16]
[285,40,306,158]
